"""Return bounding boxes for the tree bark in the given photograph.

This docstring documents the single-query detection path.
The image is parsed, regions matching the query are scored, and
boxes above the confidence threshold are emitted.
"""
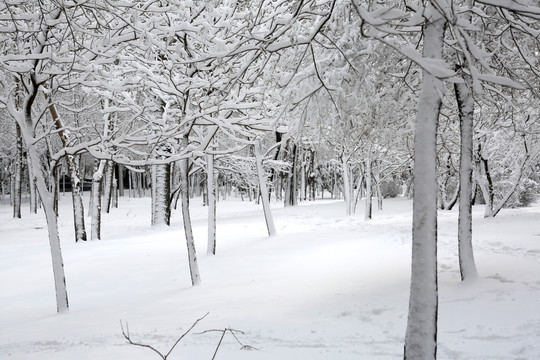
[28,144,69,312]
[342,158,353,215]
[118,164,125,197]
[207,153,217,254]
[374,165,383,211]
[300,150,306,201]
[13,123,23,219]
[151,163,171,226]
[404,3,445,359]
[284,142,298,206]
[48,102,87,242]
[27,152,38,214]
[475,143,529,219]
[455,65,478,280]
[179,155,201,286]
[90,159,106,240]
[69,155,87,242]
[15,108,69,313]
[255,140,277,236]
[364,158,372,220]
[103,161,114,214]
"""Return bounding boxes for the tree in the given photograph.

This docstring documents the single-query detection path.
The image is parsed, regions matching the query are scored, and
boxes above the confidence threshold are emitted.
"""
[0,0,148,312]
[47,99,88,242]
[352,0,540,357]
[402,3,445,358]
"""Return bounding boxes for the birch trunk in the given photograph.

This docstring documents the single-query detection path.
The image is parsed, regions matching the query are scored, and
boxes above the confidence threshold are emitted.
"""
[90,160,106,240]
[179,156,201,285]
[255,141,277,236]
[151,163,171,226]
[69,155,87,242]
[207,153,217,254]
[404,3,445,359]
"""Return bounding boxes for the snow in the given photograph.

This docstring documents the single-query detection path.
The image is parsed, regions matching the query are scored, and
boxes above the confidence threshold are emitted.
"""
[1,194,540,359]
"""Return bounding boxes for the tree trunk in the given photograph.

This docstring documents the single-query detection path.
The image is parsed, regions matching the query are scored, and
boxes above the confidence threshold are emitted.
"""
[69,155,87,242]
[438,178,460,210]
[477,148,495,217]
[364,158,372,220]
[53,166,59,216]
[103,161,114,214]
[474,146,528,219]
[27,152,38,214]
[30,146,69,313]
[353,173,364,213]
[455,72,478,281]
[300,150,306,201]
[404,4,445,359]
[151,163,171,226]
[374,166,383,211]
[118,164,125,197]
[255,141,277,236]
[17,113,69,313]
[179,156,201,286]
[308,150,316,201]
[286,143,298,206]
[342,159,353,215]
[13,123,23,219]
[90,160,106,240]
[128,169,133,198]
[207,153,217,254]
[112,169,118,208]
[48,102,87,242]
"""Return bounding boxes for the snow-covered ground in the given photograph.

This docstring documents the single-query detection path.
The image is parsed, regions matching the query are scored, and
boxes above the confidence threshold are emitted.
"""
[1,193,539,359]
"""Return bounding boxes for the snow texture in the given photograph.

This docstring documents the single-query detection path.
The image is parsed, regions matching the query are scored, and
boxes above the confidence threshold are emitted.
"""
[1,195,540,359]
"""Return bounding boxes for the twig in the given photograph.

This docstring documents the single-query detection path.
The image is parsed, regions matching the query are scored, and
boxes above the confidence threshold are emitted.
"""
[120,312,209,360]
[196,328,259,359]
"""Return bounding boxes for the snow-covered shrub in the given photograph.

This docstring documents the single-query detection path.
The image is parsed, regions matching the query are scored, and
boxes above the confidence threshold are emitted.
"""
[516,178,539,207]
[496,177,539,208]
[380,179,402,198]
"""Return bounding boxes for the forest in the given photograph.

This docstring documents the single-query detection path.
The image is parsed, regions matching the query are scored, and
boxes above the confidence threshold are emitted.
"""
[0,1,539,359]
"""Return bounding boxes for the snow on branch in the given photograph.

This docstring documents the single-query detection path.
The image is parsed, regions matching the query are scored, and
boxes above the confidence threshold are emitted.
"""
[475,0,540,17]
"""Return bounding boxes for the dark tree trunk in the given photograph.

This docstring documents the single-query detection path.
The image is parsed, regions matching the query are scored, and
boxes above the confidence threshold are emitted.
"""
[103,161,114,214]
[13,123,23,219]
[284,142,298,207]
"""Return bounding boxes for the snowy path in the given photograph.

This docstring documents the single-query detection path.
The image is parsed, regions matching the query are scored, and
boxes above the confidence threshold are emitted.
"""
[1,196,539,359]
